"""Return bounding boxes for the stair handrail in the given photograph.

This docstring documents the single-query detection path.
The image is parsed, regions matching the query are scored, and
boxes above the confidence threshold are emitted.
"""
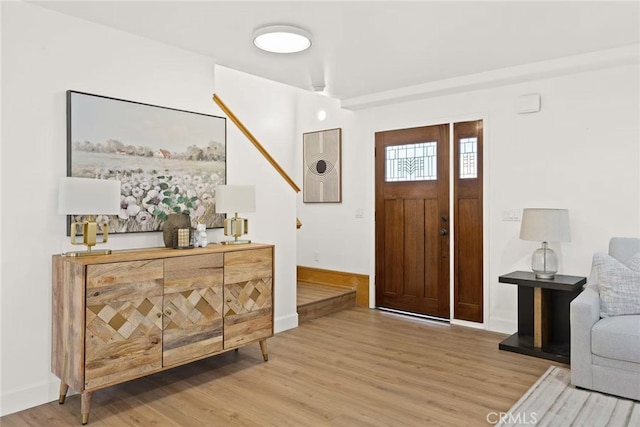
[213,94,301,193]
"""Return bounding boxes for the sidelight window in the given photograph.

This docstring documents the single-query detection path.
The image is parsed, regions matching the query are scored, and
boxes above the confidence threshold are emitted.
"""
[459,137,477,179]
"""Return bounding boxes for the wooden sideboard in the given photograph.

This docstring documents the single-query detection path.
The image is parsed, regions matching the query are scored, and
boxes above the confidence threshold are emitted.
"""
[52,244,274,424]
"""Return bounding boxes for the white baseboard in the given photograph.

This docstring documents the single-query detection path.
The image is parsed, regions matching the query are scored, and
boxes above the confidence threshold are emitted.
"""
[488,317,517,334]
[0,377,61,417]
[274,312,298,333]
[450,318,485,330]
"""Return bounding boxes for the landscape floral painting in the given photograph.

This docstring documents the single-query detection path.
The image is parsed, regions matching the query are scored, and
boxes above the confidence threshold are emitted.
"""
[67,91,226,233]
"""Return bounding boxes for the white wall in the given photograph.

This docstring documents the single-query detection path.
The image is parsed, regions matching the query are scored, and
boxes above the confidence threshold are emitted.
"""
[350,64,639,330]
[0,2,297,416]
[294,93,366,272]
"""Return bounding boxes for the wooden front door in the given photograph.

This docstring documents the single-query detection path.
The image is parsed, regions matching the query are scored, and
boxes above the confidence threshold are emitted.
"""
[375,125,450,318]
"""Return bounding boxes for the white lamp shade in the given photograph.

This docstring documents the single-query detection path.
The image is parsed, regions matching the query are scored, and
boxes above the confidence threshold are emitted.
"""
[520,208,571,242]
[215,185,256,214]
[58,177,121,215]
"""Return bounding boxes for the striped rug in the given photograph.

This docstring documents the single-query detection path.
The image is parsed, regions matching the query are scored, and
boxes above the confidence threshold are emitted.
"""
[497,366,640,426]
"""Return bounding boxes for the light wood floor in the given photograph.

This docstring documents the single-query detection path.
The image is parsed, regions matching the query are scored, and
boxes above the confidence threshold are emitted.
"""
[1,308,562,426]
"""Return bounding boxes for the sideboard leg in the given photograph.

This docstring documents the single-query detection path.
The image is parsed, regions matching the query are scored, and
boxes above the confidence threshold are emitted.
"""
[259,339,268,362]
[58,382,69,404]
[81,391,93,425]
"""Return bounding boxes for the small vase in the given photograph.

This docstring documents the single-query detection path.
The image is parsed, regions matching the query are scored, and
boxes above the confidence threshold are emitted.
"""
[163,213,191,248]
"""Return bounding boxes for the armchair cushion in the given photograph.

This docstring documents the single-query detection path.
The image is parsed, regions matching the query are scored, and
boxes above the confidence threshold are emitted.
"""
[624,251,640,271]
[592,252,640,317]
[591,315,640,363]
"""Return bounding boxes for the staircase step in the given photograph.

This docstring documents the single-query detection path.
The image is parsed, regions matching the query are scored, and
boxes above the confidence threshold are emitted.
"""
[297,282,356,323]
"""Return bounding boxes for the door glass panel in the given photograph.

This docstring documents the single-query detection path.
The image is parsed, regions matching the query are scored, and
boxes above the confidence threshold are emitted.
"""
[459,137,477,179]
[385,142,437,182]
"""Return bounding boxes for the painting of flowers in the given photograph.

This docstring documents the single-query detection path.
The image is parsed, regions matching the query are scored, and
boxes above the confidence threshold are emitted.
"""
[67,90,226,234]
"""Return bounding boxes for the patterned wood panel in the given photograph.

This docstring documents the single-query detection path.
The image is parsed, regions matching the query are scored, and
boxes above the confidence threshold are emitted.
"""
[223,248,274,348]
[163,254,225,366]
[163,286,224,366]
[84,261,163,390]
[224,278,273,348]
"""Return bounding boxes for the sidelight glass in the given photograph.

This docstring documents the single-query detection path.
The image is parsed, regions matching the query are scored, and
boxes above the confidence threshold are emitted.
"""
[385,142,437,182]
[459,137,477,179]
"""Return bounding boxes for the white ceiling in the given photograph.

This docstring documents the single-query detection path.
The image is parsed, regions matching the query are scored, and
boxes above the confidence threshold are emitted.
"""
[31,1,640,101]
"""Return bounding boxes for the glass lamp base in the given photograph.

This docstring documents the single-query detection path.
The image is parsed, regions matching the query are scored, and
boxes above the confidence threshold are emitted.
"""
[531,242,558,279]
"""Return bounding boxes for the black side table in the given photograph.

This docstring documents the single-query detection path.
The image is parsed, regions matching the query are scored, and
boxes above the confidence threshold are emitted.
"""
[498,271,586,364]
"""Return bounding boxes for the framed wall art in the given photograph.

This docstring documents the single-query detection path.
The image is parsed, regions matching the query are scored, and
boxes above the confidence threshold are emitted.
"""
[67,90,226,234]
[303,128,342,203]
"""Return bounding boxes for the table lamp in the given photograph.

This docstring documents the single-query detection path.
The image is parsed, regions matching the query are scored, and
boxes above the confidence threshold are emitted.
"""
[58,177,121,256]
[520,208,571,279]
[215,185,255,245]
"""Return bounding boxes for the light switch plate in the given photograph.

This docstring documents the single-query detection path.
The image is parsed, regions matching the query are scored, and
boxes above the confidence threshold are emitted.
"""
[502,209,521,221]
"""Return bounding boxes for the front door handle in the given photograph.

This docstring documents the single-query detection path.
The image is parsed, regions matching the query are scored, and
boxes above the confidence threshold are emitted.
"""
[439,228,448,236]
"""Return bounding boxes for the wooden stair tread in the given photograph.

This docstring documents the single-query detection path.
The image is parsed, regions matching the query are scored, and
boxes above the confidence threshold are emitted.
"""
[297,282,355,306]
[297,282,356,323]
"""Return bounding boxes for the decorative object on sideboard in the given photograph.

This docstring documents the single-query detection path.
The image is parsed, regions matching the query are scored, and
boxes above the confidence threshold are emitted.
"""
[303,128,342,203]
[162,212,191,248]
[174,227,193,249]
[194,222,208,247]
[520,208,571,279]
[58,177,121,257]
[215,185,255,245]
[67,90,226,235]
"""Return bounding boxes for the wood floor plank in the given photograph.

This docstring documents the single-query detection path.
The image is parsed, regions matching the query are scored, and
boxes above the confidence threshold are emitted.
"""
[1,308,560,426]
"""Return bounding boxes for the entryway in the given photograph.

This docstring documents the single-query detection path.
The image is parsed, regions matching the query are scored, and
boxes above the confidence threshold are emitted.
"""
[375,120,483,322]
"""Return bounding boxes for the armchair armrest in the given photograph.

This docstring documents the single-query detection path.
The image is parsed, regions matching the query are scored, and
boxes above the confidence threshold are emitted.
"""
[570,286,600,388]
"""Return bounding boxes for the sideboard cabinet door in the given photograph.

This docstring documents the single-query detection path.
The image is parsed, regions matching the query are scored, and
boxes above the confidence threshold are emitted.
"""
[223,248,273,349]
[163,253,224,367]
[84,260,164,390]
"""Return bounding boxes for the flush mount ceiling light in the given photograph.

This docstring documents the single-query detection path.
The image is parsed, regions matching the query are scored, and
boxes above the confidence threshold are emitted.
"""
[253,25,312,53]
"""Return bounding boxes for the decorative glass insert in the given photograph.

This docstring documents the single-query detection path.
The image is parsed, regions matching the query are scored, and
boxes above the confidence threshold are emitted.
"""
[385,142,437,182]
[459,137,478,179]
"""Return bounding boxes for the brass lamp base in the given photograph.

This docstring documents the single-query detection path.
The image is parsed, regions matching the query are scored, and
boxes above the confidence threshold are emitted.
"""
[66,218,112,257]
[221,214,250,245]
[63,249,113,257]
[220,239,251,245]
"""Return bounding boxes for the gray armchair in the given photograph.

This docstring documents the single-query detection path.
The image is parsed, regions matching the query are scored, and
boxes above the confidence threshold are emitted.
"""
[570,237,640,401]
